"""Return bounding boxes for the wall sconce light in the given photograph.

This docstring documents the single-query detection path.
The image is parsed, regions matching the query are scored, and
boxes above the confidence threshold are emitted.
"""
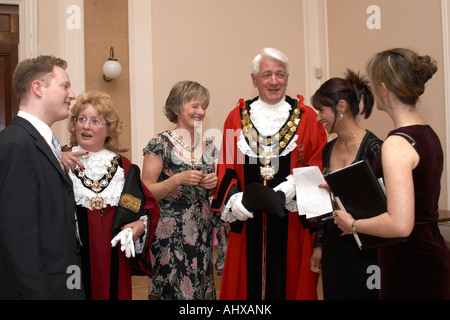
[103,47,122,82]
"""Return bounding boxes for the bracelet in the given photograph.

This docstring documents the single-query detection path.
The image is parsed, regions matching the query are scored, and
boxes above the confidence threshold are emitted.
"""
[352,219,357,233]
[138,215,148,243]
[163,180,171,193]
[139,215,148,230]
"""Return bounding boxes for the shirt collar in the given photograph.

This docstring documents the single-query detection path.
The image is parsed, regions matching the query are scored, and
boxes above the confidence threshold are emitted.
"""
[17,110,54,146]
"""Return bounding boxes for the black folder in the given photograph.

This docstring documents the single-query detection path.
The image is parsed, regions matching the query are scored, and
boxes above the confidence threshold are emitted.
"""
[325,159,406,250]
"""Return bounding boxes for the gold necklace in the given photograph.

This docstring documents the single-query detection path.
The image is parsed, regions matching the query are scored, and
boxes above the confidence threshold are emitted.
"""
[240,98,302,180]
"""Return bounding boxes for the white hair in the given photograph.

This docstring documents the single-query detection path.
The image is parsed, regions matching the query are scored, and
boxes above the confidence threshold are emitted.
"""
[252,48,290,76]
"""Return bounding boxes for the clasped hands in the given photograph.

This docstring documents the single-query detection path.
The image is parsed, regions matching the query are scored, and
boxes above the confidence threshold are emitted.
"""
[177,170,218,190]
[228,177,296,222]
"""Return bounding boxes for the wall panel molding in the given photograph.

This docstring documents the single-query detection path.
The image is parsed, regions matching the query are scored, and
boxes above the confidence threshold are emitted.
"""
[128,0,155,168]
[52,0,85,142]
[302,0,329,102]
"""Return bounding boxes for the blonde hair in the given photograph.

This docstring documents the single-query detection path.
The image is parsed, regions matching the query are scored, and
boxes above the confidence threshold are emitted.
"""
[367,48,437,106]
[68,91,123,152]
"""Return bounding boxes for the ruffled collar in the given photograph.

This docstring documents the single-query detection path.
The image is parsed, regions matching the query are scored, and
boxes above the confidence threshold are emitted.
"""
[237,98,298,158]
[249,99,291,136]
[69,146,125,210]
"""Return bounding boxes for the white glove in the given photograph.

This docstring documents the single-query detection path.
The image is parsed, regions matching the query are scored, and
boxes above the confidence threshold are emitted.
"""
[111,228,135,258]
[220,192,254,222]
[273,175,296,203]
[230,192,254,221]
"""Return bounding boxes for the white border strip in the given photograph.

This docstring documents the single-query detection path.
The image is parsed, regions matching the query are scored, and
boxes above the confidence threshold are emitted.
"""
[302,0,329,104]
[55,0,85,143]
[442,0,450,209]
[59,0,85,95]
[128,0,155,169]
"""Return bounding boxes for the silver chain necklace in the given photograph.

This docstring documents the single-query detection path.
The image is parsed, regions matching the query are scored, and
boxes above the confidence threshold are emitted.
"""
[166,130,200,152]
[166,130,201,168]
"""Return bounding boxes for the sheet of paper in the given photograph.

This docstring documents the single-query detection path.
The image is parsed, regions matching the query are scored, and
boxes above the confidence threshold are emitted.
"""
[293,166,333,219]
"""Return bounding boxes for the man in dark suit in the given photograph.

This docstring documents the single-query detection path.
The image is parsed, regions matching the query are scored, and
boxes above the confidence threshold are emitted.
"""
[0,55,85,299]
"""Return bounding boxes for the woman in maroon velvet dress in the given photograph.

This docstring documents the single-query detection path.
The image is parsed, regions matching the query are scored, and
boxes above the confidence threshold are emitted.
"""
[335,48,450,299]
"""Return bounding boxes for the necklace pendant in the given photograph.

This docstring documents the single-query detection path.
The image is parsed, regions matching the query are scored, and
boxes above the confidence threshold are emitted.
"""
[260,153,275,180]
[260,165,275,180]
[90,195,104,210]
[297,144,305,164]
[189,157,198,168]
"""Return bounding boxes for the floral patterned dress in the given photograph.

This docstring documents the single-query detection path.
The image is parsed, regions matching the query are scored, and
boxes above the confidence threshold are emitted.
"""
[143,133,225,300]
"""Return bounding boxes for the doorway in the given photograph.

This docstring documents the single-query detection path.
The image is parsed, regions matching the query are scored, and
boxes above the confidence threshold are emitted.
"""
[0,3,19,131]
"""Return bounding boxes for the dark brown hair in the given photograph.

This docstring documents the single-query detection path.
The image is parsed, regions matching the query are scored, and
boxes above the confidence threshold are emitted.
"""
[311,69,374,119]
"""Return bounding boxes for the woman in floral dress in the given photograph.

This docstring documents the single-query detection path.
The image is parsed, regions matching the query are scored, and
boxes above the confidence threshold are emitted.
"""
[142,81,225,300]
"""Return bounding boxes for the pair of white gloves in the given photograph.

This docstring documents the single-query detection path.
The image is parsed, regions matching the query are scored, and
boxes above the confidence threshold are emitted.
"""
[111,216,148,258]
[111,227,135,258]
[221,175,296,222]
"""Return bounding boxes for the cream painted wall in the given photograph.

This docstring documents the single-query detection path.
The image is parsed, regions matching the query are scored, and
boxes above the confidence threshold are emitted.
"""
[37,0,60,56]
[38,0,86,147]
[151,0,308,138]
[37,0,65,140]
[327,0,448,209]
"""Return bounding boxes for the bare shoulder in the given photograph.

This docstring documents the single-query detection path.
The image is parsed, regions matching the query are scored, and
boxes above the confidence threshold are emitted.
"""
[382,135,419,170]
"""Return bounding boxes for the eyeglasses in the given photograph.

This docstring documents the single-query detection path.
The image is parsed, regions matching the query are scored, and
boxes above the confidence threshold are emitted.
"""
[75,116,109,127]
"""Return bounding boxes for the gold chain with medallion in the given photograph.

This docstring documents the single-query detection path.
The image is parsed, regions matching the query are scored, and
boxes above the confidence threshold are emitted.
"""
[240,99,302,180]
[73,154,120,210]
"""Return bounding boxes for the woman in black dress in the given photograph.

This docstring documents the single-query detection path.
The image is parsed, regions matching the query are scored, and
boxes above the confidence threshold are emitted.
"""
[335,48,450,299]
[311,70,382,299]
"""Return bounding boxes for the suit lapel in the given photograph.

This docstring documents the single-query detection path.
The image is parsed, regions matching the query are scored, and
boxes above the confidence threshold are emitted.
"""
[36,138,72,181]
[13,117,73,186]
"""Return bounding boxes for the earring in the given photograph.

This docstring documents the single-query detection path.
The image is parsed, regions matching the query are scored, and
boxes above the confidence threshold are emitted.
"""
[340,113,343,120]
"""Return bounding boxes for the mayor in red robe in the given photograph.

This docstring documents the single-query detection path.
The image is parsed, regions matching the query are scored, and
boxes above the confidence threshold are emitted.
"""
[212,48,327,300]
[212,94,326,299]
